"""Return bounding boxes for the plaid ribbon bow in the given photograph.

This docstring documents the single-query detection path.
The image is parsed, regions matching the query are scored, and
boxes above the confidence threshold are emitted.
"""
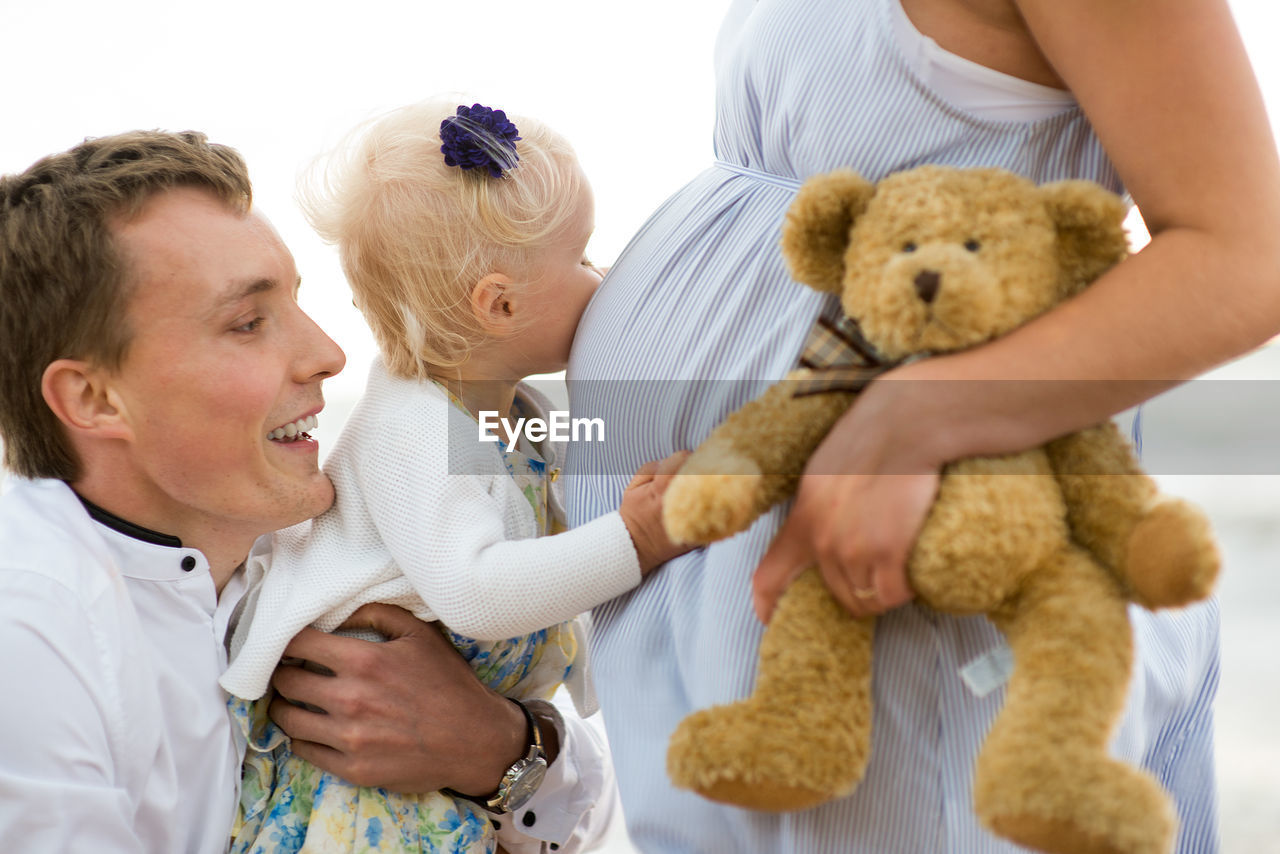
[791,315,904,398]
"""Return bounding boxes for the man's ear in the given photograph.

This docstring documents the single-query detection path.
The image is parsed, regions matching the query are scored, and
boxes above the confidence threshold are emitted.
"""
[1040,180,1130,296]
[41,359,133,442]
[470,272,518,334]
[780,169,876,294]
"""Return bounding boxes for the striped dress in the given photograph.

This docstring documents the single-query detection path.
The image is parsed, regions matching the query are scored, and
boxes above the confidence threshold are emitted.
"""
[565,0,1220,852]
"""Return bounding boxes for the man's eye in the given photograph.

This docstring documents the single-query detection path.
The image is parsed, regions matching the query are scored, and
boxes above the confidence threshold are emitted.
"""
[233,317,265,333]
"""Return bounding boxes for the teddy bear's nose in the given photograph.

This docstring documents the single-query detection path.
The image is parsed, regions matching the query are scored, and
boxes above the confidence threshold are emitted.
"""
[913,270,941,304]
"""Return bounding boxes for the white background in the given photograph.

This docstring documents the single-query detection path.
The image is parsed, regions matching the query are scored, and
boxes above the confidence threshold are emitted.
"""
[2,1,1277,850]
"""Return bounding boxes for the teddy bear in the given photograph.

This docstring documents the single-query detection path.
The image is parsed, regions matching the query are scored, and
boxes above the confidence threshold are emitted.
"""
[660,165,1221,854]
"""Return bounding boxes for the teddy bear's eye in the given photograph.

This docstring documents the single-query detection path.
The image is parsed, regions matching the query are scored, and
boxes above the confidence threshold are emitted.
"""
[902,242,917,253]
[964,239,981,252]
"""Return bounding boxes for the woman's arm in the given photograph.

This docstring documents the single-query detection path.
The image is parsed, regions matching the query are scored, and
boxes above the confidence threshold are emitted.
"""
[753,0,1280,620]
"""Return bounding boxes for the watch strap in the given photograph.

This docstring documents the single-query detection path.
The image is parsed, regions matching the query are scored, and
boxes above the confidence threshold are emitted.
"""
[445,697,545,813]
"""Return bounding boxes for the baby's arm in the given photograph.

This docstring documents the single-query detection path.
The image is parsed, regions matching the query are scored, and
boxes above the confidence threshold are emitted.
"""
[363,406,688,640]
[663,376,859,545]
[618,450,693,573]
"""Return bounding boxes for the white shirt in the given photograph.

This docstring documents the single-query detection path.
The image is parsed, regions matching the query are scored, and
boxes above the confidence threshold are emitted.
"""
[0,478,241,853]
[0,477,615,853]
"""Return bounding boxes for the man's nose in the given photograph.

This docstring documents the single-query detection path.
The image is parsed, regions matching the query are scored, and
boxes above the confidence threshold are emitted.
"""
[300,314,346,382]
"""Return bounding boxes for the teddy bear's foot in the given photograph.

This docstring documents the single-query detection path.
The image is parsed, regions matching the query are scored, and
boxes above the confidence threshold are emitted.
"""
[667,698,869,812]
[667,569,875,812]
[662,437,764,544]
[977,756,1176,854]
[1123,498,1220,609]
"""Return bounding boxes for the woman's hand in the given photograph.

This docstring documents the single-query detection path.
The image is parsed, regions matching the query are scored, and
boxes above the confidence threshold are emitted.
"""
[752,376,942,622]
[753,473,936,623]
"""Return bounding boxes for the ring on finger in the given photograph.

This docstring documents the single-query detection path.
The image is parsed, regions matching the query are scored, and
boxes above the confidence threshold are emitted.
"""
[853,586,878,600]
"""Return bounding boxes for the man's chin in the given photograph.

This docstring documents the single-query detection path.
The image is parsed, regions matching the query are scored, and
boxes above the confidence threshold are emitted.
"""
[304,478,337,520]
[274,476,336,530]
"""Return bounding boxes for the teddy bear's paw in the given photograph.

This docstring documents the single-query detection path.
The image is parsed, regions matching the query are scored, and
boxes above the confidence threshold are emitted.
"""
[1123,498,1221,609]
[662,472,762,544]
[667,698,870,812]
[662,441,764,544]
[977,756,1176,854]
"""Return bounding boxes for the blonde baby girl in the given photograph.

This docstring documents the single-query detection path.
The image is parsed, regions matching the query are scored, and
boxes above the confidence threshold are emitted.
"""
[219,98,688,854]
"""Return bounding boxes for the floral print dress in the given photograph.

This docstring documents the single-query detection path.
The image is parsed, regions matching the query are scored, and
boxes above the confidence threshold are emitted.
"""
[227,388,576,854]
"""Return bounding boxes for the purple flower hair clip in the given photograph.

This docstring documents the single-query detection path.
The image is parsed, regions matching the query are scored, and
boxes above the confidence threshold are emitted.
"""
[440,103,521,178]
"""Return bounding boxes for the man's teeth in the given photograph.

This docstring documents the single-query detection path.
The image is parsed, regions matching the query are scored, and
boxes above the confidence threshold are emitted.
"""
[268,415,318,442]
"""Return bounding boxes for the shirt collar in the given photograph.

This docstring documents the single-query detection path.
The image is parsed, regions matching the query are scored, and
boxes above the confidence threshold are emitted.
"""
[73,491,210,583]
[76,493,183,548]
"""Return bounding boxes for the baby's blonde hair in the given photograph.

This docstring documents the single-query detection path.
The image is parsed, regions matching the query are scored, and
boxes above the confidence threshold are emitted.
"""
[300,98,585,377]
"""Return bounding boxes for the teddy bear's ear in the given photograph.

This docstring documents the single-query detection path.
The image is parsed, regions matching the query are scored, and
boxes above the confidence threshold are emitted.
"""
[1040,180,1130,296]
[781,169,876,294]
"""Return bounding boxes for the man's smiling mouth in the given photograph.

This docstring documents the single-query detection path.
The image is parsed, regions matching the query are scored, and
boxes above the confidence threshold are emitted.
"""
[267,415,317,442]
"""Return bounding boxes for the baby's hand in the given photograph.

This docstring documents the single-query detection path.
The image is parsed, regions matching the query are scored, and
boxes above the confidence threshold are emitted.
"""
[620,451,694,576]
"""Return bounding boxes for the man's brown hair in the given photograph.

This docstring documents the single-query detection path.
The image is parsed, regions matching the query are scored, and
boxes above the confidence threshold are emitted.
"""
[0,130,252,480]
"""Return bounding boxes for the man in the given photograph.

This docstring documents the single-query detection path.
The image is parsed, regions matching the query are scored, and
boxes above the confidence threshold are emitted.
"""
[0,130,612,852]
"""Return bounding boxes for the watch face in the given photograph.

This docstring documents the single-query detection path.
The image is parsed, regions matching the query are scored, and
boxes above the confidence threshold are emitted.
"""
[505,757,548,812]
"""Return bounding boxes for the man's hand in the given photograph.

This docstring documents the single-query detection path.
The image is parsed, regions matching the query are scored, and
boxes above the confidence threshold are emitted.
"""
[268,603,527,795]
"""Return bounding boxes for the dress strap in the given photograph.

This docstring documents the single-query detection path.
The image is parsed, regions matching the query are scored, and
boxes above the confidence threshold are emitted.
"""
[714,160,804,192]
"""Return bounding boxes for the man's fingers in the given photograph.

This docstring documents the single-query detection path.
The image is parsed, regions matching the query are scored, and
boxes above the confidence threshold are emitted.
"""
[268,692,336,744]
[278,625,381,676]
[279,607,436,677]
[752,516,813,623]
[338,603,431,641]
[279,625,340,662]
[271,660,339,710]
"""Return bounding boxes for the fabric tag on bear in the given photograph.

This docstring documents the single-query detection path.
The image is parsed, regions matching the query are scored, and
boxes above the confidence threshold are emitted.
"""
[959,642,1015,698]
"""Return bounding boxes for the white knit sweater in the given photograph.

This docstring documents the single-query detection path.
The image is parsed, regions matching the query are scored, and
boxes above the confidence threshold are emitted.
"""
[219,359,641,704]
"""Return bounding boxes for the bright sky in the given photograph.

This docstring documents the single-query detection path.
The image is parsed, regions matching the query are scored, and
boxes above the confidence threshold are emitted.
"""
[3,0,1277,408]
[1,0,727,409]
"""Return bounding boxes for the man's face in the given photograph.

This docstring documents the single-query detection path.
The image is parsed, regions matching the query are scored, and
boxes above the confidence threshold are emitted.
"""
[106,187,345,539]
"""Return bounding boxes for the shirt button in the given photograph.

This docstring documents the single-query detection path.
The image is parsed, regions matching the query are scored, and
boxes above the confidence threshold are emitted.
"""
[522,811,537,828]
[180,555,196,572]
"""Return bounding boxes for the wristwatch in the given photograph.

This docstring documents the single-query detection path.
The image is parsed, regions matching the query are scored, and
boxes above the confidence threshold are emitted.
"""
[463,698,549,814]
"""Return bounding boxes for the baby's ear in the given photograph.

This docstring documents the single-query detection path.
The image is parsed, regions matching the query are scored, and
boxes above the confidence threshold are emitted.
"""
[781,169,876,294]
[470,273,517,333]
[1040,180,1130,296]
